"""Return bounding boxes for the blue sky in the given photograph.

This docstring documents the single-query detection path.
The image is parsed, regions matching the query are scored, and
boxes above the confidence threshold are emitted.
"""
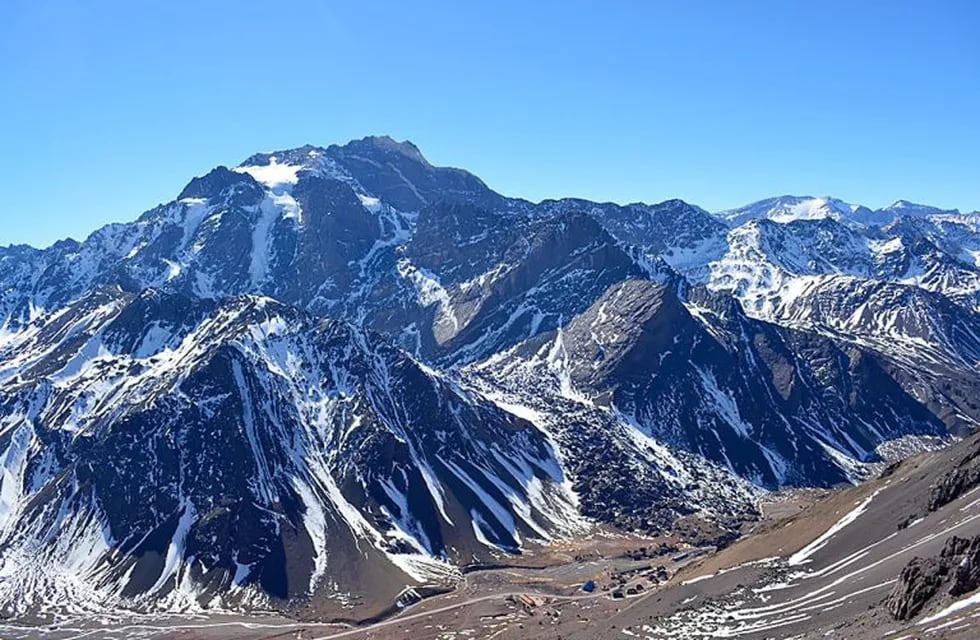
[1,0,978,247]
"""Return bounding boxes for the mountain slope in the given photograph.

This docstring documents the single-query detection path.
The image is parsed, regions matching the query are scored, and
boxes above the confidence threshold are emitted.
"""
[0,288,585,618]
[576,432,980,640]
[469,280,948,492]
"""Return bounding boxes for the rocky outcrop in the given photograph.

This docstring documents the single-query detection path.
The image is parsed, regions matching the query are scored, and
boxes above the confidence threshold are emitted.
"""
[928,437,980,512]
[886,534,980,620]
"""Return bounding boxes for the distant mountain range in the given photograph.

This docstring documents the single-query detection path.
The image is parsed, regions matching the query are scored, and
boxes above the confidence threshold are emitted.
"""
[0,136,977,620]
[715,194,968,227]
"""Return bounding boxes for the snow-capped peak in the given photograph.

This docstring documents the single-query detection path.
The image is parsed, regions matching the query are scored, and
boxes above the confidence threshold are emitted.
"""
[882,200,954,216]
[715,195,863,226]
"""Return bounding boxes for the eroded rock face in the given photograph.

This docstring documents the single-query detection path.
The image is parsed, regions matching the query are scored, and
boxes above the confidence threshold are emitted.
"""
[887,554,950,620]
[894,434,980,529]
[886,438,980,621]
[948,536,980,597]
[886,534,980,620]
[928,442,980,512]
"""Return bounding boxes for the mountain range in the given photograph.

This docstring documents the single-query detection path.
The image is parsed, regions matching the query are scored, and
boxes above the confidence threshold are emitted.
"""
[0,136,978,621]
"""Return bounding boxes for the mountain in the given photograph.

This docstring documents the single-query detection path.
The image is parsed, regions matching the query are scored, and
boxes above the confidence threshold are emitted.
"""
[885,212,980,270]
[0,287,583,618]
[715,195,969,227]
[469,280,947,491]
[0,136,978,621]
[700,215,980,316]
[716,195,873,226]
[880,199,959,220]
[0,138,495,329]
[539,198,729,275]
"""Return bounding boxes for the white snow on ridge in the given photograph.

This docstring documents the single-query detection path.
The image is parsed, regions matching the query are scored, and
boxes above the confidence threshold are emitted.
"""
[696,367,751,439]
[357,194,382,213]
[249,196,283,287]
[768,197,850,223]
[233,157,304,189]
[396,258,460,339]
[178,199,212,251]
[716,196,860,225]
[0,422,34,537]
[147,498,197,596]
[162,258,181,281]
[870,236,904,255]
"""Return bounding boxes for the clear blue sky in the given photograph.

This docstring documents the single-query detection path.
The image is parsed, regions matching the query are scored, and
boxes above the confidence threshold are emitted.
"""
[1,1,978,247]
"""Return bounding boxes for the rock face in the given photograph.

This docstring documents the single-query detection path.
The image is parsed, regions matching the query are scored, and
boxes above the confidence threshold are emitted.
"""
[389,204,644,363]
[885,434,980,621]
[0,135,978,619]
[886,535,980,620]
[928,440,980,511]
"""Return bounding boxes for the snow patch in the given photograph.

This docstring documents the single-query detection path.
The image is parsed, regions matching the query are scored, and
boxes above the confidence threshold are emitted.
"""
[788,489,881,566]
[234,157,303,189]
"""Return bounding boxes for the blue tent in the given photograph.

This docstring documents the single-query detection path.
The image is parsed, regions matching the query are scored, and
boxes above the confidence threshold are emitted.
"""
[582,580,596,593]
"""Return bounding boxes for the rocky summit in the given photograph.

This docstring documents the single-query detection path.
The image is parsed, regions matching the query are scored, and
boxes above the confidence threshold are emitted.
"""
[0,136,978,620]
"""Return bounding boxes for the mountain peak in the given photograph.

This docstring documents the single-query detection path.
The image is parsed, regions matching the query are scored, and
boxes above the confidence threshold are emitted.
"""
[238,144,325,168]
[650,197,705,212]
[234,137,431,176]
[882,200,953,215]
[230,145,339,192]
[334,134,431,166]
[178,165,261,200]
[716,195,863,226]
[887,199,915,209]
